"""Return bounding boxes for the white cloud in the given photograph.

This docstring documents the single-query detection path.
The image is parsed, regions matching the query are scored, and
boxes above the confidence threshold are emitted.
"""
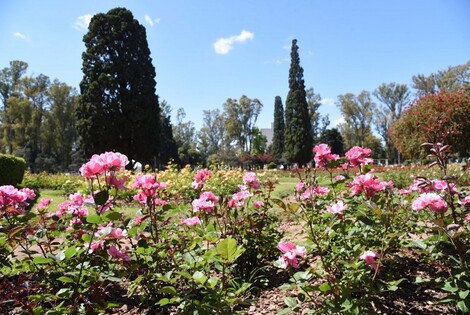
[213,30,254,55]
[333,117,345,127]
[13,32,27,40]
[321,98,336,107]
[74,14,93,31]
[144,15,160,27]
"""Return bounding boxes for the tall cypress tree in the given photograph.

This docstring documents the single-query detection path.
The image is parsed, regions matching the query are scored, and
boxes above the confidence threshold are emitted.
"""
[284,39,313,165]
[271,96,285,163]
[77,7,160,167]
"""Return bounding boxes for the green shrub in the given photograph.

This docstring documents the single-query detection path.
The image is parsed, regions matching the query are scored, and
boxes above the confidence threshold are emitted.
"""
[0,154,26,186]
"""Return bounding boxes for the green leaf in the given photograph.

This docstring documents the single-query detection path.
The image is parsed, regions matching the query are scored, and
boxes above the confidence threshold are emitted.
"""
[64,246,77,259]
[104,211,122,221]
[192,271,208,285]
[458,300,469,313]
[207,277,218,289]
[357,216,375,226]
[216,238,238,263]
[33,257,53,264]
[81,233,91,243]
[159,286,177,295]
[387,278,406,291]
[157,298,170,306]
[86,214,102,224]
[93,190,109,206]
[459,290,469,300]
[284,296,298,308]
[319,282,331,292]
[57,276,74,283]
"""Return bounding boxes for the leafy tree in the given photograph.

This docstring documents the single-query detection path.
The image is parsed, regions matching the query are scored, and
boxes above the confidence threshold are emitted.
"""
[306,87,325,141]
[390,89,470,159]
[284,39,313,165]
[158,100,179,167]
[173,108,200,166]
[250,127,267,155]
[77,7,160,168]
[223,95,262,154]
[337,91,376,148]
[271,96,285,163]
[319,128,344,156]
[22,74,50,171]
[412,60,470,96]
[41,81,78,172]
[0,60,28,153]
[373,82,411,163]
[198,109,233,165]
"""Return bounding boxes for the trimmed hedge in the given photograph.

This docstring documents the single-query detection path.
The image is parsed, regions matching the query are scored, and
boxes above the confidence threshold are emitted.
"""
[0,154,26,186]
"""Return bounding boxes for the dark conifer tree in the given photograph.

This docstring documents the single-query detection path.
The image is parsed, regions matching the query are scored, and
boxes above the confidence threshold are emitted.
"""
[284,39,313,165]
[77,7,160,168]
[271,96,285,163]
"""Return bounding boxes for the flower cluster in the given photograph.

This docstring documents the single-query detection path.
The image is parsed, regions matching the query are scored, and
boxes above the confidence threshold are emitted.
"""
[313,144,340,168]
[191,169,212,189]
[411,192,448,212]
[0,185,36,215]
[300,185,330,199]
[79,151,128,178]
[348,173,393,197]
[345,146,374,167]
[276,241,306,269]
[192,191,219,214]
[243,172,260,189]
[228,185,253,208]
[132,174,167,205]
[181,217,202,226]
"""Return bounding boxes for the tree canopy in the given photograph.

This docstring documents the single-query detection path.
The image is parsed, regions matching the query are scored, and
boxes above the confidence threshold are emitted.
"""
[284,39,313,165]
[389,89,470,159]
[77,7,161,167]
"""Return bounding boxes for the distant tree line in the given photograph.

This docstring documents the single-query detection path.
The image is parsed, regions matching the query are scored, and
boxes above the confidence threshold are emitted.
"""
[1,7,469,173]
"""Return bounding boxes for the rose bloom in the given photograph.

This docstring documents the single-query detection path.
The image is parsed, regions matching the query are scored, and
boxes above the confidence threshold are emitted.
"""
[253,200,264,209]
[411,192,448,212]
[360,250,381,272]
[326,200,347,218]
[243,172,260,189]
[181,217,202,226]
[107,246,130,261]
[313,144,340,168]
[345,146,374,167]
[277,241,306,269]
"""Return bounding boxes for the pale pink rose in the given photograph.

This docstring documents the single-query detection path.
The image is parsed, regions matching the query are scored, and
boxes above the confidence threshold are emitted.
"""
[181,217,202,226]
[326,200,347,218]
[243,172,260,189]
[412,192,448,212]
[277,241,306,269]
[88,240,105,253]
[192,191,219,213]
[296,181,305,192]
[335,175,345,181]
[110,228,127,239]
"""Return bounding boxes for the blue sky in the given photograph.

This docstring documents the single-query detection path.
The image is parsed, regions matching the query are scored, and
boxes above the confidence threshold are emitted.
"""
[1,0,469,130]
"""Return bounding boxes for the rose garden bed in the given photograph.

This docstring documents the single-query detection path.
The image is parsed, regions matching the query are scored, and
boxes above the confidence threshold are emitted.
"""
[1,144,469,314]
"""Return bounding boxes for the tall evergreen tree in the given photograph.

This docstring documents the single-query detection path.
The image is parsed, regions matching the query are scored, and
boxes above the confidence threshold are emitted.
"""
[77,7,160,167]
[271,96,285,163]
[284,39,313,165]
